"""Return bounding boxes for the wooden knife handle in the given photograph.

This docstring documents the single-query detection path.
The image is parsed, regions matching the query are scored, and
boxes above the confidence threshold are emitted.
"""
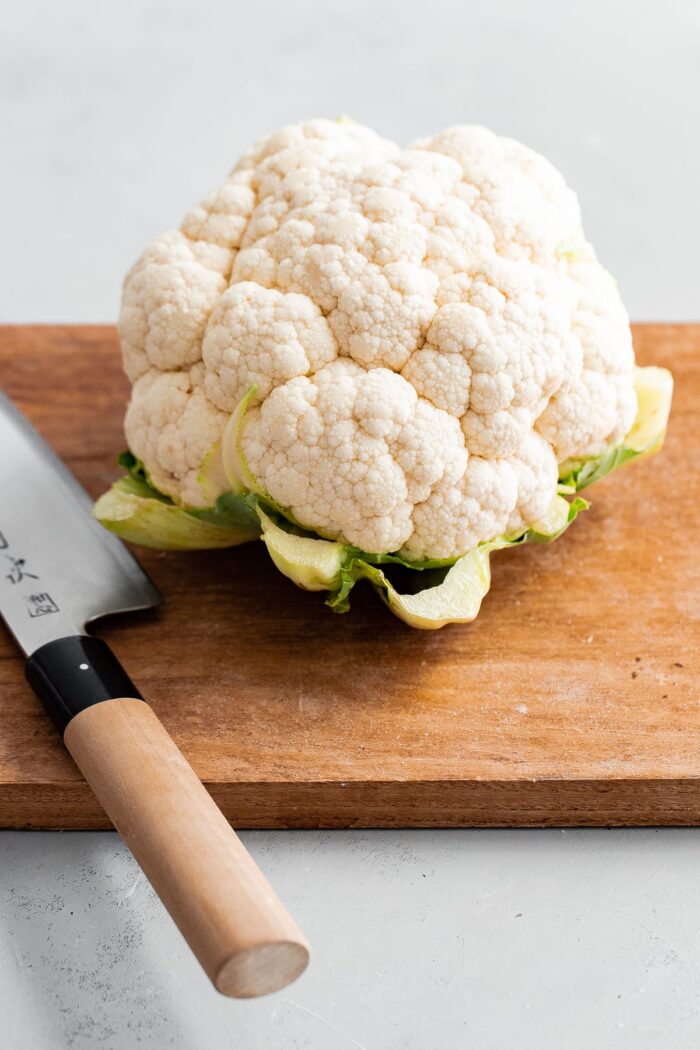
[25,637,309,998]
[63,698,309,996]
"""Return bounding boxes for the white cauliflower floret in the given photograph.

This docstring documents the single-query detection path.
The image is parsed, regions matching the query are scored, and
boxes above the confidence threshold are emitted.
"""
[407,457,518,560]
[202,282,337,410]
[241,360,467,554]
[119,118,638,558]
[536,369,633,462]
[505,432,559,536]
[404,260,579,460]
[414,125,583,264]
[125,367,227,507]
[120,231,234,382]
[535,256,637,460]
[181,169,256,250]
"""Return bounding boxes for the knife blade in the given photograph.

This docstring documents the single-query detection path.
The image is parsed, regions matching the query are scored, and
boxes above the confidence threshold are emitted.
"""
[0,390,309,998]
[0,390,161,653]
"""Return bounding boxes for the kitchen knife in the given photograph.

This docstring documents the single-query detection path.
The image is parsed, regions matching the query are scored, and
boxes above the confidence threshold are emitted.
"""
[0,390,309,998]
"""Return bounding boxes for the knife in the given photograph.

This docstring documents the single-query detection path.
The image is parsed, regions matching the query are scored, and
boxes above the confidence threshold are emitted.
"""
[0,390,309,998]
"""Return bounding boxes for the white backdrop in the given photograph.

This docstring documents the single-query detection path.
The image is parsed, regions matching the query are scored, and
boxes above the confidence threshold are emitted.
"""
[2,0,698,323]
[1,3,699,1049]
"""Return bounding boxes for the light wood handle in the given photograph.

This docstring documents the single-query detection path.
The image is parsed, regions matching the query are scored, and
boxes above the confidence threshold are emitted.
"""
[64,697,309,997]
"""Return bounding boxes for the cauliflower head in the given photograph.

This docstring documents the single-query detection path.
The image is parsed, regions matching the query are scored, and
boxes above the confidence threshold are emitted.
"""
[96,119,672,628]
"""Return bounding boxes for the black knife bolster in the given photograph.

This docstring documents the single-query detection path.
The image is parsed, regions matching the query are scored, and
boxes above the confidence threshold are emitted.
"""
[25,636,143,735]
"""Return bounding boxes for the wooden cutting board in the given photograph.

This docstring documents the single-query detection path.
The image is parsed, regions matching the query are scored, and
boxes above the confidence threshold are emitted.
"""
[0,325,698,828]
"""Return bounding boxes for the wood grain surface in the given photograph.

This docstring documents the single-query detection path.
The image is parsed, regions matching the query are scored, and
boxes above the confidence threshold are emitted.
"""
[0,325,698,828]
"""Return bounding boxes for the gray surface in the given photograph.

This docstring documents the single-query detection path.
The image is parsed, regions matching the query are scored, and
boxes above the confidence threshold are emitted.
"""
[1,1,699,1048]
[3,829,700,1050]
[2,0,699,323]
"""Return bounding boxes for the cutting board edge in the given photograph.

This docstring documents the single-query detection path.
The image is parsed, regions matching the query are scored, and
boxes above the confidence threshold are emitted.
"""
[3,777,700,830]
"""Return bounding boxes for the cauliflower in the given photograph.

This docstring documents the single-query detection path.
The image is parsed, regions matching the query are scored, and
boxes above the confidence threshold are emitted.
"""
[95,119,673,628]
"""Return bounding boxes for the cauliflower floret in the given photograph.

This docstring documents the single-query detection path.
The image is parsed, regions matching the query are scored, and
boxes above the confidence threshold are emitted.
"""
[241,360,467,554]
[119,231,234,382]
[536,369,635,461]
[535,255,637,459]
[403,259,579,460]
[413,124,583,264]
[125,367,226,507]
[406,457,518,560]
[505,432,559,536]
[202,282,337,410]
[181,169,256,250]
[119,119,637,559]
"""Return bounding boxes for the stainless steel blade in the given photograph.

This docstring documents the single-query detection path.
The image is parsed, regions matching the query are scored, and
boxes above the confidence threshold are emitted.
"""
[0,391,162,655]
